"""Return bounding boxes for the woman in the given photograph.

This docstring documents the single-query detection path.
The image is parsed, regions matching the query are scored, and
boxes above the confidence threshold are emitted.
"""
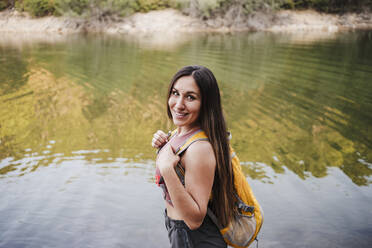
[152,65,235,248]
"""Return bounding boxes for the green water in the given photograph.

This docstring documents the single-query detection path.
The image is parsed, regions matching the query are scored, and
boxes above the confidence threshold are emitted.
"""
[0,31,371,247]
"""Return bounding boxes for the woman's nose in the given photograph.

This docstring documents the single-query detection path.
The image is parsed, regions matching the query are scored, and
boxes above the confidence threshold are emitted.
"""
[174,97,185,110]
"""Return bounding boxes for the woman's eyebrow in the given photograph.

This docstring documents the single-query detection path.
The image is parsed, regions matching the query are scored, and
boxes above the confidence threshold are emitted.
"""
[173,87,199,96]
[187,91,199,96]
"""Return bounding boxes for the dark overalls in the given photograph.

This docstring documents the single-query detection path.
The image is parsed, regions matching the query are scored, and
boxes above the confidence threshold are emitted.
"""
[164,210,227,248]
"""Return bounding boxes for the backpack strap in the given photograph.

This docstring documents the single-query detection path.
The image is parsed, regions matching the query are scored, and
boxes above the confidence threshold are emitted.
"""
[175,129,209,156]
[172,129,208,186]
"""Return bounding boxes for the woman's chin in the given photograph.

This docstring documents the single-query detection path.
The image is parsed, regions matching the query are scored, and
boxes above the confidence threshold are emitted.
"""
[172,118,188,127]
[173,120,184,127]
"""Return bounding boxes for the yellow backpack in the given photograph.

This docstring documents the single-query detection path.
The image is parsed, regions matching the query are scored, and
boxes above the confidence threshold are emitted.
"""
[172,129,264,248]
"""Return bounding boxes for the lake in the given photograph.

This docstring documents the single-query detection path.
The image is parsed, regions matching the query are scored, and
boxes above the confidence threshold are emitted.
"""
[0,30,371,248]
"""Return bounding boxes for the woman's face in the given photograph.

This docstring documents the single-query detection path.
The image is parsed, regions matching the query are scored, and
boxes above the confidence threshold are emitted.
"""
[168,76,202,129]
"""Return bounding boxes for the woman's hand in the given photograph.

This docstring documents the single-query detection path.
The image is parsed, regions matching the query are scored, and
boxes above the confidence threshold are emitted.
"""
[156,144,180,175]
[151,130,168,149]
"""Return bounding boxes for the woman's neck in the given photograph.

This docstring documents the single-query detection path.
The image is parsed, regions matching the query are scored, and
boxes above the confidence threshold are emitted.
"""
[177,125,200,137]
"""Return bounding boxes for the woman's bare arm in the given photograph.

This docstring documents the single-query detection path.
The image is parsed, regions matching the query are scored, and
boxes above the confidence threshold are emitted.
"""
[157,140,216,230]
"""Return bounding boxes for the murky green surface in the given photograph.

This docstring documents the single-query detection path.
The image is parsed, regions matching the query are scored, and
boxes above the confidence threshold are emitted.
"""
[1,30,372,247]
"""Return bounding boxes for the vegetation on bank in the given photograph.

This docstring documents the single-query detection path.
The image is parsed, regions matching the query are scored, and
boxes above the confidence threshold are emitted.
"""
[0,0,371,18]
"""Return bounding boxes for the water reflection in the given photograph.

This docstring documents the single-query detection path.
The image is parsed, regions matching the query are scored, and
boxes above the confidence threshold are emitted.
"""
[1,31,371,186]
[1,30,372,248]
[0,158,168,248]
[251,165,372,248]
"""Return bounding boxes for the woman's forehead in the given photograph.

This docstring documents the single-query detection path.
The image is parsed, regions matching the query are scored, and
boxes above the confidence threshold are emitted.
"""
[173,76,200,94]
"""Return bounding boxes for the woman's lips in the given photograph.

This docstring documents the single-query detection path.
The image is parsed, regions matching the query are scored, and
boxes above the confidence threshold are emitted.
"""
[174,111,188,118]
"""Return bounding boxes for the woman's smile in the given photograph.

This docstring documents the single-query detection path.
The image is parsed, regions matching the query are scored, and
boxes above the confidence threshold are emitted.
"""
[174,111,188,118]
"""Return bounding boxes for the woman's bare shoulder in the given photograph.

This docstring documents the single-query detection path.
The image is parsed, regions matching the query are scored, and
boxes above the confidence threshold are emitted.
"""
[182,140,216,168]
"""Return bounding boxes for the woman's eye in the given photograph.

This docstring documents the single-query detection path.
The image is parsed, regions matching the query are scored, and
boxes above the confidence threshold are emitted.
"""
[187,95,196,100]
[172,90,179,96]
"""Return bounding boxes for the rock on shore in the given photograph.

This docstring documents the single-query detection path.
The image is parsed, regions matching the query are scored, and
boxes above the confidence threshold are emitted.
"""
[0,8,371,35]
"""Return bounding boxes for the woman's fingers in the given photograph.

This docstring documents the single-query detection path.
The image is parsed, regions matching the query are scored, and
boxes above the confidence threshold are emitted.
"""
[152,137,164,148]
[156,130,168,142]
[152,130,168,148]
[156,144,180,173]
[152,137,160,148]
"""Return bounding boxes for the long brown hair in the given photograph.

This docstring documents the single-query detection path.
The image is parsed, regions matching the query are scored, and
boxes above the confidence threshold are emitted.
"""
[166,65,235,227]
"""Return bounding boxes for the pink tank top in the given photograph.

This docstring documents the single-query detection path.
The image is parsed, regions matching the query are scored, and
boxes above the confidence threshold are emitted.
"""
[155,129,201,205]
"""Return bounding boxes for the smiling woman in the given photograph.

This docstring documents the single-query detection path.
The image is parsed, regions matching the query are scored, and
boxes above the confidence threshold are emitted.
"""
[152,65,236,248]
